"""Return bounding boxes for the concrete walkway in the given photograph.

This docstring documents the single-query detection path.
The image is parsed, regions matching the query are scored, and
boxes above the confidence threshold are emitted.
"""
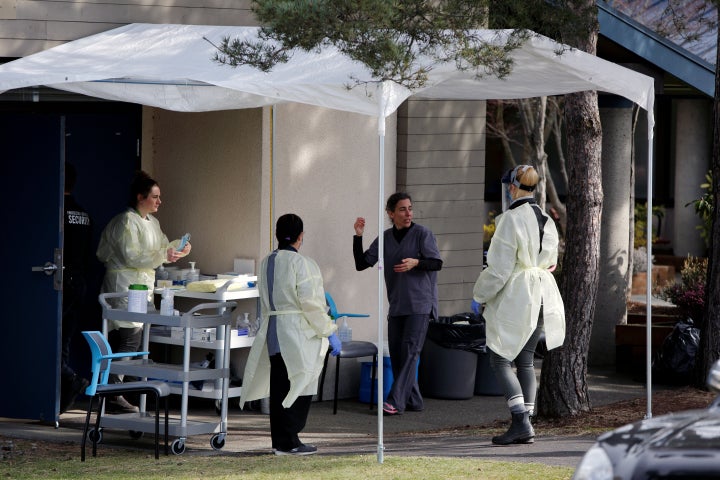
[0,367,652,469]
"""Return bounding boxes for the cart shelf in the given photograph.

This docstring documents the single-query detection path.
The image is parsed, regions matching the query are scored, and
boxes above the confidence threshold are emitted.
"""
[98,292,236,454]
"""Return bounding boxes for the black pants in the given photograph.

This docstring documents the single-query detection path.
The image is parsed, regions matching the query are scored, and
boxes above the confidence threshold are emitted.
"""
[386,313,429,413]
[61,275,87,382]
[107,326,143,385]
[269,353,313,451]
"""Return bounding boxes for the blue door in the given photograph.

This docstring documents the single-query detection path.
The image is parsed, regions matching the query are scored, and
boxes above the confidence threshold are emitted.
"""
[0,113,64,422]
[0,106,141,423]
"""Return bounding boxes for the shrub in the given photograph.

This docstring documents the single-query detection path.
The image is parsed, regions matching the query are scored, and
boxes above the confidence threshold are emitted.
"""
[685,170,713,248]
[482,211,496,246]
[657,256,707,323]
[634,202,664,248]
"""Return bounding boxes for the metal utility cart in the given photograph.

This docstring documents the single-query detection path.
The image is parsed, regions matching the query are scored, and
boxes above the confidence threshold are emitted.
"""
[99,292,236,455]
[151,277,259,409]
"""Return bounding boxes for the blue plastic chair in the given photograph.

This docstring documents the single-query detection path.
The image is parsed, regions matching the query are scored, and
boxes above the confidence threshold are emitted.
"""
[318,293,378,414]
[80,331,170,461]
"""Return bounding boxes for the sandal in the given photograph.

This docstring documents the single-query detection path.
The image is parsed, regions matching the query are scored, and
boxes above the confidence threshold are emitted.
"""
[382,402,400,415]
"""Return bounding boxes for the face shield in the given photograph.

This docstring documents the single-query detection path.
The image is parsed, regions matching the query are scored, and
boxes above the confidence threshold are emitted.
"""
[500,165,535,211]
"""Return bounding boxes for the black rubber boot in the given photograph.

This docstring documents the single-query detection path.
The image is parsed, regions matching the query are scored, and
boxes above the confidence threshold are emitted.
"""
[492,411,535,445]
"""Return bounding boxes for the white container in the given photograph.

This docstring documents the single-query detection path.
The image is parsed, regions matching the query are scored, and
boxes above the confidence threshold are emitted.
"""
[192,328,216,342]
[338,318,352,343]
[160,289,174,316]
[187,261,200,283]
[128,284,148,313]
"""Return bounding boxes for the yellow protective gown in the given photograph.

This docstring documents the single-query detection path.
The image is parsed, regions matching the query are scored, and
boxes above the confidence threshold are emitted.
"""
[473,202,565,360]
[96,208,182,329]
[240,250,336,409]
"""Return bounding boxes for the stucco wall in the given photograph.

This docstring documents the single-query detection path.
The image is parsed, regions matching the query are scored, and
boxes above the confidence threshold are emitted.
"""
[267,103,396,346]
[141,103,396,398]
[142,107,264,279]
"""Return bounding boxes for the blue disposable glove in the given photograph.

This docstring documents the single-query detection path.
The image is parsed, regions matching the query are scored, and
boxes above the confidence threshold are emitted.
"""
[328,333,342,356]
[471,300,482,315]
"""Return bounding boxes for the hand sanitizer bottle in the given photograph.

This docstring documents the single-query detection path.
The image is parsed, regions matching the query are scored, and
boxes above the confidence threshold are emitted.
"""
[160,288,174,316]
[338,318,352,343]
[188,261,199,283]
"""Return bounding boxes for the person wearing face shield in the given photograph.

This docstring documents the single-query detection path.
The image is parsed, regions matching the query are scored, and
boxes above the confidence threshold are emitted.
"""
[471,165,565,445]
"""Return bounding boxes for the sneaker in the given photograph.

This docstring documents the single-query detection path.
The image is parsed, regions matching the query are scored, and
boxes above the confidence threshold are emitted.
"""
[105,396,140,414]
[382,402,400,415]
[274,444,317,456]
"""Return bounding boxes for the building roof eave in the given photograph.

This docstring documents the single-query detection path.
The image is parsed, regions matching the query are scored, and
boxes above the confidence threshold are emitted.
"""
[597,0,715,97]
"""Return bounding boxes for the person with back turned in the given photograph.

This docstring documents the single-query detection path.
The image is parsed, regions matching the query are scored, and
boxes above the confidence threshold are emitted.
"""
[240,213,341,455]
[472,165,565,445]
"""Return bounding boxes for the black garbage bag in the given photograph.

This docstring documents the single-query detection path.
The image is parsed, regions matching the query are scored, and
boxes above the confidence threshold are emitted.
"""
[651,319,700,385]
[426,312,487,354]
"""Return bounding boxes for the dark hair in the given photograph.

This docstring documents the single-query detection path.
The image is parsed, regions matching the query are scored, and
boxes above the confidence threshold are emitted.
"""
[386,192,412,212]
[276,213,304,248]
[129,170,159,208]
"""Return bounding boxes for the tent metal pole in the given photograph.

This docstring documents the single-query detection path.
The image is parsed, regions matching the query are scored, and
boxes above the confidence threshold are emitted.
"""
[645,111,655,419]
[377,115,385,464]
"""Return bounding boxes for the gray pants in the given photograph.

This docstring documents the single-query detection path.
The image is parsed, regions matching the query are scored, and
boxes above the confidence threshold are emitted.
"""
[489,313,544,415]
[387,313,429,413]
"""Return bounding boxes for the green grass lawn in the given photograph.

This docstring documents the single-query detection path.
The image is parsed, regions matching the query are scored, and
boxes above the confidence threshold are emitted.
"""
[0,437,573,480]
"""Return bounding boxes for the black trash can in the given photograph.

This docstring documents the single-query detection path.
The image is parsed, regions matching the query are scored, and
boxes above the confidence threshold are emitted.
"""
[418,313,485,400]
[474,350,503,396]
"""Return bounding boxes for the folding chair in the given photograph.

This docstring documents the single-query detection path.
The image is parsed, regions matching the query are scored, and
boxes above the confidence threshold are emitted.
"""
[80,331,170,461]
[318,293,378,414]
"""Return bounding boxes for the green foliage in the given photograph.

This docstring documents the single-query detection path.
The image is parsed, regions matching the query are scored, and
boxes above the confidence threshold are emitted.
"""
[483,210,496,245]
[657,256,707,323]
[685,170,713,248]
[634,202,665,248]
[487,0,599,47]
[210,0,595,89]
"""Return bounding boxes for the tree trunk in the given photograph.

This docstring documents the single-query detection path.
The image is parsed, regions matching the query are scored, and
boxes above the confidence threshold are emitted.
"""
[696,23,720,387]
[537,8,602,417]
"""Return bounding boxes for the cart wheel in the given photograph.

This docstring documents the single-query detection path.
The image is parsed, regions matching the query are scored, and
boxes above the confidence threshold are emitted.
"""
[171,439,186,455]
[129,430,143,440]
[210,434,225,451]
[88,428,103,444]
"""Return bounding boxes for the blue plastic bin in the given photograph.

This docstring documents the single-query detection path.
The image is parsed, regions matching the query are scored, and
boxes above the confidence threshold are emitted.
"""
[358,356,393,403]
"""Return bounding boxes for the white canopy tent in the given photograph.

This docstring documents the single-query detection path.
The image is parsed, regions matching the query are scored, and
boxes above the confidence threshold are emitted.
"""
[0,23,656,461]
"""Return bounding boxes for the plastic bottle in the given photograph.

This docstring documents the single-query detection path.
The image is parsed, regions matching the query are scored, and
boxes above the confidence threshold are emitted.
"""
[249,316,260,337]
[160,289,174,316]
[236,312,250,336]
[338,318,352,343]
[127,284,148,313]
[157,265,169,280]
[188,261,199,283]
